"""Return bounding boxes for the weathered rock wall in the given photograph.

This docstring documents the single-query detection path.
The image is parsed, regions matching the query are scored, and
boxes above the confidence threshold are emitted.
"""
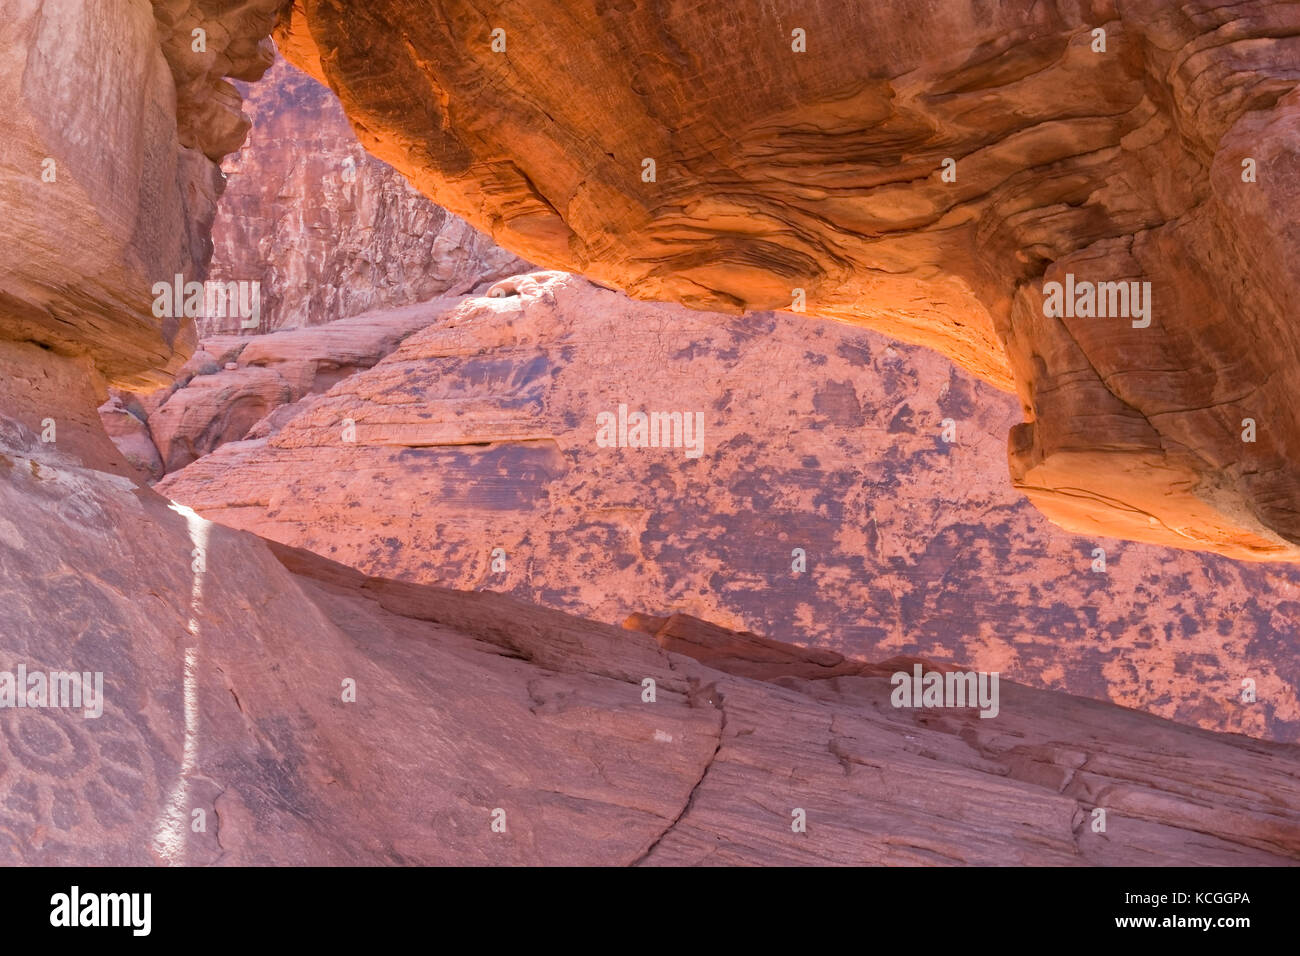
[0,0,280,390]
[275,0,1300,560]
[158,273,1300,743]
[7,393,1299,865]
[205,54,529,335]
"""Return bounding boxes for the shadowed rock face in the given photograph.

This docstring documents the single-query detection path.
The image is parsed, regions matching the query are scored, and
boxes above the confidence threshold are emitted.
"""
[159,273,1300,743]
[205,55,529,334]
[0,0,280,390]
[275,0,1300,560]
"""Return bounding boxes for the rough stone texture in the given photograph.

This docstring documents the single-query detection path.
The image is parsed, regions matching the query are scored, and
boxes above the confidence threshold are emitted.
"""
[3,368,1299,863]
[97,397,164,481]
[149,0,281,162]
[229,298,462,392]
[6,0,1300,868]
[203,54,530,335]
[140,298,461,470]
[276,0,1300,560]
[159,274,1300,743]
[0,0,279,391]
[0,381,693,863]
[148,365,294,473]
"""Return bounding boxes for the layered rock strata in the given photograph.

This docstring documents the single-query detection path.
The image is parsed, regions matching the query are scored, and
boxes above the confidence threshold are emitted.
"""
[3,379,1298,864]
[159,273,1300,742]
[274,0,1300,560]
[133,299,461,471]
[205,54,528,334]
[0,0,280,390]
[3,0,1299,868]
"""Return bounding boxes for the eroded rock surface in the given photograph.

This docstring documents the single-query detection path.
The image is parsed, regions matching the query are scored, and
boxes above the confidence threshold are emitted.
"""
[5,0,1300,869]
[110,298,460,472]
[3,376,1298,863]
[159,274,1300,742]
[276,0,1300,559]
[0,0,279,390]
[205,54,529,334]
[98,397,164,481]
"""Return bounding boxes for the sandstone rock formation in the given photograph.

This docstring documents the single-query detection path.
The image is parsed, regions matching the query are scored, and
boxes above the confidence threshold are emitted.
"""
[143,300,456,470]
[5,0,1300,869]
[204,54,529,334]
[97,397,165,481]
[0,0,280,390]
[151,0,279,163]
[148,366,294,473]
[159,273,1300,743]
[4,364,1299,863]
[102,41,536,469]
[275,0,1300,560]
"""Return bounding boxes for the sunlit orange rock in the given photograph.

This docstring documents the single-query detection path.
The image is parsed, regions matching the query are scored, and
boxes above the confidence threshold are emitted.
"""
[276,0,1300,559]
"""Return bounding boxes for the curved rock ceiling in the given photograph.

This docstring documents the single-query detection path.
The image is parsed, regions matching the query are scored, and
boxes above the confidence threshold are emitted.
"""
[274,0,1300,560]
